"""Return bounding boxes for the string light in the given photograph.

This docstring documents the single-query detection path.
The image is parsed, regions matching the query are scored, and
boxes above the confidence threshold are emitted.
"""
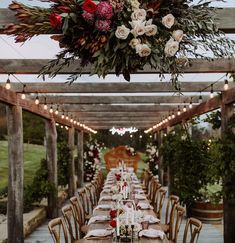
[210,84,214,98]
[5,74,11,90]
[171,111,175,119]
[183,102,187,112]
[35,93,39,105]
[43,97,48,110]
[224,79,229,91]
[55,106,59,115]
[177,106,181,116]
[189,97,193,109]
[66,113,69,120]
[199,92,203,103]
[70,116,74,123]
[139,135,142,138]
[49,105,53,113]
[21,84,26,100]
[61,112,65,119]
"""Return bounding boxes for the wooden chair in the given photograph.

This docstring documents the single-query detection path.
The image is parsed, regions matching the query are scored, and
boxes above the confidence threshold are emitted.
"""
[61,205,80,242]
[153,187,167,220]
[182,218,202,243]
[168,205,185,243]
[48,217,69,243]
[70,196,88,236]
[160,195,180,234]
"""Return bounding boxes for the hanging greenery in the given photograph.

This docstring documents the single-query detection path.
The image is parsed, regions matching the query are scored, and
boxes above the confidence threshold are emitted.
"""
[4,0,235,87]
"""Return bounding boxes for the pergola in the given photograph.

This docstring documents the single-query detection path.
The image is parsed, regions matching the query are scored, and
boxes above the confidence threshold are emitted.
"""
[0,6,235,243]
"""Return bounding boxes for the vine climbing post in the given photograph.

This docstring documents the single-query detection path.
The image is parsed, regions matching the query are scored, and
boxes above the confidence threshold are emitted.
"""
[6,105,24,243]
[221,101,235,243]
[45,118,58,218]
[77,130,84,188]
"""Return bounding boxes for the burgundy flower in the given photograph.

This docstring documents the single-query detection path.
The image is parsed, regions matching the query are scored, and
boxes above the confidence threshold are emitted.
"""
[95,19,111,32]
[82,0,97,14]
[110,219,117,228]
[50,13,62,29]
[96,1,113,19]
[82,11,95,24]
[110,209,117,218]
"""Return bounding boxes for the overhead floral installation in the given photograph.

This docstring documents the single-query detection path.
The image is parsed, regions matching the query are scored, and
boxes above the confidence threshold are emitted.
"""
[4,0,235,88]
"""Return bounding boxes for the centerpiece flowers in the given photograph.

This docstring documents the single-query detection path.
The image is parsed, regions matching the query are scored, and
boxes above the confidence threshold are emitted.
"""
[4,0,235,87]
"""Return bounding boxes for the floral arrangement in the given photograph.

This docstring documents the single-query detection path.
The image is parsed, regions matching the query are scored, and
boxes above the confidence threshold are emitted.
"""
[146,143,159,175]
[125,145,136,156]
[4,0,235,87]
[84,140,101,181]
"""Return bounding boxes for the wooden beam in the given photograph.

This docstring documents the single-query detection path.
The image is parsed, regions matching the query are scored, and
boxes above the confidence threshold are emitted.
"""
[63,104,180,112]
[79,117,161,121]
[1,8,235,32]
[45,119,58,218]
[6,105,24,243]
[68,127,76,197]
[88,125,152,129]
[37,95,207,104]
[0,58,235,74]
[7,82,229,93]
[77,130,84,188]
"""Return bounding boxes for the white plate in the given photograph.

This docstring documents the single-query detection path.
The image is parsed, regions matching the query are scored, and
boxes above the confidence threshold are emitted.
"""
[85,229,113,238]
[139,229,165,239]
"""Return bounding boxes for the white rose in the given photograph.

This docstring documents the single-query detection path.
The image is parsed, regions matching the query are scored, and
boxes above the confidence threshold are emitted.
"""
[145,24,158,36]
[129,38,141,48]
[130,0,140,10]
[164,38,179,57]
[130,21,146,37]
[172,29,184,42]
[136,44,151,57]
[115,25,130,40]
[162,14,175,29]
[131,9,146,21]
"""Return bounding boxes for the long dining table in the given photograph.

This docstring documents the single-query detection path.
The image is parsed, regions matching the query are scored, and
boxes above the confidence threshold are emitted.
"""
[78,168,169,243]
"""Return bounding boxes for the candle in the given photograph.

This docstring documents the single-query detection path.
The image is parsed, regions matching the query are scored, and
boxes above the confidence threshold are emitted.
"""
[131,205,134,225]
[116,215,120,236]
[126,209,129,225]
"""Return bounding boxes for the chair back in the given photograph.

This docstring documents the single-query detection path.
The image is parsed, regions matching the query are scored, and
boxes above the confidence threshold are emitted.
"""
[48,217,69,243]
[183,217,202,243]
[153,187,167,219]
[70,196,85,227]
[61,205,80,242]
[169,205,185,243]
[165,195,180,225]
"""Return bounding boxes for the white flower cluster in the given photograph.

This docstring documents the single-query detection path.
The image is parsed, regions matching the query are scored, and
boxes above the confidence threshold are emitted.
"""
[162,14,184,57]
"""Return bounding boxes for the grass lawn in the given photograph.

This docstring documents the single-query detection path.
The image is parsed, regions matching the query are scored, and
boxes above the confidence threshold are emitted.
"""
[0,140,46,191]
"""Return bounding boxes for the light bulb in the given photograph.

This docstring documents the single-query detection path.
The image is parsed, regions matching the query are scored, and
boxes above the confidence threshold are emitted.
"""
[224,79,229,91]
[199,94,203,103]
[168,115,171,120]
[172,113,175,119]
[5,78,11,90]
[177,106,181,116]
[55,110,59,115]
[35,96,39,105]
[210,84,214,98]
[44,104,48,110]
[73,120,76,124]
[183,106,187,112]
[66,115,69,120]
[49,107,53,113]
[61,114,65,119]
[70,118,73,123]
[21,93,26,100]
[139,135,142,138]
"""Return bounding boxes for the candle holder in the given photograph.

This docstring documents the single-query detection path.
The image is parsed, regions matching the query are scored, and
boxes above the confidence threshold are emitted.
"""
[131,224,134,242]
[120,225,131,242]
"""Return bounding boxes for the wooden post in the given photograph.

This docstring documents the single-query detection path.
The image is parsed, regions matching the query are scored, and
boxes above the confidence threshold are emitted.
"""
[157,130,164,186]
[221,102,235,243]
[68,127,76,197]
[6,105,24,243]
[45,119,58,218]
[77,130,84,188]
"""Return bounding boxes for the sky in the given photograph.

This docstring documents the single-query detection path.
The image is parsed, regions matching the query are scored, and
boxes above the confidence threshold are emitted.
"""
[0,0,234,83]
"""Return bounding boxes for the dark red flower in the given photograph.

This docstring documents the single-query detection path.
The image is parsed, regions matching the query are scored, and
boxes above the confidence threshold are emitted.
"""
[57,6,71,13]
[50,13,62,29]
[82,0,97,14]
[124,181,127,186]
[109,209,117,218]
[110,219,117,228]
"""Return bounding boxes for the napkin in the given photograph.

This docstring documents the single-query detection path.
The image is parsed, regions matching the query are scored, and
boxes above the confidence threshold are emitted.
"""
[134,185,142,189]
[135,194,146,200]
[99,195,112,201]
[84,229,113,239]
[103,185,112,189]
[137,202,153,210]
[88,215,110,225]
[102,188,111,193]
[139,228,165,239]
[94,204,112,210]
[141,215,160,224]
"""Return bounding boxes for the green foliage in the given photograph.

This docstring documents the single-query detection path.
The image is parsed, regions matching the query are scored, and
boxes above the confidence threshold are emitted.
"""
[24,158,56,208]
[160,125,218,207]
[199,183,222,204]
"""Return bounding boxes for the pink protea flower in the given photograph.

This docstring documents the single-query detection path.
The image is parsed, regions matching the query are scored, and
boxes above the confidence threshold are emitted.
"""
[95,19,111,32]
[82,11,95,24]
[96,1,113,19]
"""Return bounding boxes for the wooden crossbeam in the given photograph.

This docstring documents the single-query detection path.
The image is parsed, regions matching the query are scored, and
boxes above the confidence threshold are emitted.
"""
[4,82,230,93]
[1,8,235,33]
[35,95,207,104]
[79,117,160,121]
[0,58,235,74]
[62,104,178,112]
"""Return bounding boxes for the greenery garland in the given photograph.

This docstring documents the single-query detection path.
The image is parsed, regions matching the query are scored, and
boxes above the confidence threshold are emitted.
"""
[4,0,235,87]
